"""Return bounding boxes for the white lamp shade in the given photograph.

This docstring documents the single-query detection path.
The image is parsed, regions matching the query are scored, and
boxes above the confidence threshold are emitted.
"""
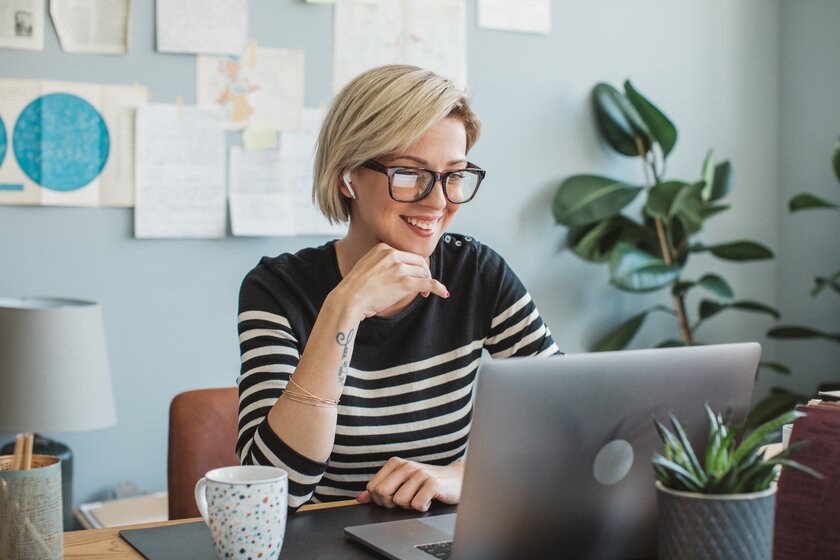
[0,297,117,433]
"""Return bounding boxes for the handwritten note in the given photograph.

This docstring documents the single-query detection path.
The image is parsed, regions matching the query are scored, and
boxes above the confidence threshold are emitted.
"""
[333,0,466,92]
[228,147,295,237]
[134,104,226,238]
[156,0,246,55]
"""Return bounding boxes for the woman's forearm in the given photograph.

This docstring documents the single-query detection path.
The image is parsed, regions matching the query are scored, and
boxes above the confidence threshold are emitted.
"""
[266,287,361,463]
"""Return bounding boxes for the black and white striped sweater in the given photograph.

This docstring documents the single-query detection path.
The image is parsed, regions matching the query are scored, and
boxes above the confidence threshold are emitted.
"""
[236,234,561,510]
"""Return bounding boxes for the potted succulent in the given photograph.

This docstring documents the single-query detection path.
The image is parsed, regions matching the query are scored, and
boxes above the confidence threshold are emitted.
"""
[653,405,821,560]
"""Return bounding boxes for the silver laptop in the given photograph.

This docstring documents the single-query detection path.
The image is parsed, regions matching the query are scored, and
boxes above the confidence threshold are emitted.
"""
[345,343,760,560]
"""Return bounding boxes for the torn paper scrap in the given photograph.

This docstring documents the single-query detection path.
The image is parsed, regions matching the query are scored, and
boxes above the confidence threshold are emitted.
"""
[51,0,130,54]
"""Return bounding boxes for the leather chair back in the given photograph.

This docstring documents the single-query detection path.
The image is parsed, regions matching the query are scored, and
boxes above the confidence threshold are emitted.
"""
[167,387,240,519]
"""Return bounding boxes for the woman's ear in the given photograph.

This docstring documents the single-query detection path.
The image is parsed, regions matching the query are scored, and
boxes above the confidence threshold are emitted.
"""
[340,171,356,199]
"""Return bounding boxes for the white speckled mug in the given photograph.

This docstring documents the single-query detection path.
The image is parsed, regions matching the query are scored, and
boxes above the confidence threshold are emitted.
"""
[195,466,288,560]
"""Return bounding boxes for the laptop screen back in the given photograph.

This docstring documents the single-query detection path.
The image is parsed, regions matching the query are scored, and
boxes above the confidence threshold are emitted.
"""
[451,343,760,560]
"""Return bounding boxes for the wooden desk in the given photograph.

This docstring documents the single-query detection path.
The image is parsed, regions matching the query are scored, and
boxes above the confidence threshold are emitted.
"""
[64,499,359,559]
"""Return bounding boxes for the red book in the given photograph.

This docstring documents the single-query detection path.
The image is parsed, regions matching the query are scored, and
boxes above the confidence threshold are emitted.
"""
[773,402,840,559]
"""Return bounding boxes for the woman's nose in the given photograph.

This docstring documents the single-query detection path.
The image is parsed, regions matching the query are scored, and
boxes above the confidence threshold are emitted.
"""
[421,178,447,209]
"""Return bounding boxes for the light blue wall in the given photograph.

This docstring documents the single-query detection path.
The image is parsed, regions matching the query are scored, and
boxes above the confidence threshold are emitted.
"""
[2,0,823,507]
[772,0,840,397]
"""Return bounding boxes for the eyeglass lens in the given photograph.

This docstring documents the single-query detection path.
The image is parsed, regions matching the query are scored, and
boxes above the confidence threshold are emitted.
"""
[390,168,481,203]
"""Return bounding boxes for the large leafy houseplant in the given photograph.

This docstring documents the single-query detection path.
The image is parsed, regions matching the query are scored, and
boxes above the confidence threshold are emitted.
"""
[653,405,821,560]
[553,81,778,358]
[749,139,840,424]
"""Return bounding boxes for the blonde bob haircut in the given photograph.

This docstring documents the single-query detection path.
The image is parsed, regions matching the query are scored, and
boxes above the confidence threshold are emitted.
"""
[314,65,481,224]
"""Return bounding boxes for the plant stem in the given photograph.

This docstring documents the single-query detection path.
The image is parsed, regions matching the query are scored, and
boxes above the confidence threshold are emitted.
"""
[635,137,694,346]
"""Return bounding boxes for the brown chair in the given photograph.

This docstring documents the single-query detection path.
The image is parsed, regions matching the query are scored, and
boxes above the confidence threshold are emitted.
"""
[167,387,240,519]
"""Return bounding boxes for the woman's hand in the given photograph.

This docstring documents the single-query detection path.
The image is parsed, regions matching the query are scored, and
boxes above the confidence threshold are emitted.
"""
[334,243,449,320]
[356,457,464,512]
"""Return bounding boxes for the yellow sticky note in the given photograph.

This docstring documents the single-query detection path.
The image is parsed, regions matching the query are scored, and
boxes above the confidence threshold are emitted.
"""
[242,125,278,151]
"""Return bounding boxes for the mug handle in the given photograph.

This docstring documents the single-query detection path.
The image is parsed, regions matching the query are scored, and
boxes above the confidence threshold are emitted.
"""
[194,478,210,524]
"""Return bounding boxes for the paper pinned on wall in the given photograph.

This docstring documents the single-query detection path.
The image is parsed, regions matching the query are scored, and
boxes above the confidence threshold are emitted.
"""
[197,46,304,131]
[50,0,130,54]
[98,83,149,207]
[242,124,278,151]
[230,108,345,237]
[402,0,466,86]
[477,0,551,35]
[280,107,345,237]
[229,147,295,237]
[134,104,226,238]
[333,0,466,93]
[0,79,148,207]
[0,0,45,51]
[305,0,384,4]
[156,0,246,55]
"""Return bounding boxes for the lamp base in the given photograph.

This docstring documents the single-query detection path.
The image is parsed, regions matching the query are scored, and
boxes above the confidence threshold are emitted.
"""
[1,434,74,530]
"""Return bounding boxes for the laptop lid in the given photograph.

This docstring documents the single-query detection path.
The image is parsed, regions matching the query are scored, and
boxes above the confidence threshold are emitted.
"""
[450,343,760,560]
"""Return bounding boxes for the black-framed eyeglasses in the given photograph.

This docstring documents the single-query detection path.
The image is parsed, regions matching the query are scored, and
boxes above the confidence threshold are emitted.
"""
[361,160,486,204]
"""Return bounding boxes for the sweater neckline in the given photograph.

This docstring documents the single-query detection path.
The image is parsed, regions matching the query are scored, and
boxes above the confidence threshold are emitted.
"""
[327,241,440,324]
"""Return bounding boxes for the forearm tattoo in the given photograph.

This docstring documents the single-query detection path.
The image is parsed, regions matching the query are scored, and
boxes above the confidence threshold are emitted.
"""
[336,328,355,384]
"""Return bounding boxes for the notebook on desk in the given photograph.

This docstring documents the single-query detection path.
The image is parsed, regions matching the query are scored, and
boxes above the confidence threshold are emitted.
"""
[345,343,760,560]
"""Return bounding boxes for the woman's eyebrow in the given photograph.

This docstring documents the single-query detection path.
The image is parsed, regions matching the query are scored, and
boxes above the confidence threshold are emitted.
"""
[386,155,467,166]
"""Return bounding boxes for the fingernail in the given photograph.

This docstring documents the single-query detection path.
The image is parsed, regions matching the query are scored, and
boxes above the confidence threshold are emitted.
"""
[445,290,450,298]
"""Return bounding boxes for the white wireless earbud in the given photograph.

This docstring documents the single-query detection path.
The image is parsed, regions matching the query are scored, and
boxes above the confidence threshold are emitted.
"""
[342,171,356,199]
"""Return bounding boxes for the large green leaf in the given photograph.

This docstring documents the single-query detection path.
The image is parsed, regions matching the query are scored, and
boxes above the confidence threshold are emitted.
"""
[707,161,733,202]
[553,175,642,227]
[567,216,652,263]
[833,137,840,182]
[701,150,715,200]
[700,204,730,220]
[672,181,706,233]
[696,274,734,301]
[693,241,774,261]
[789,193,839,212]
[759,361,791,375]
[656,339,685,348]
[592,312,647,352]
[812,270,840,297]
[698,299,780,323]
[768,325,840,343]
[592,83,652,157]
[624,80,677,157]
[609,244,680,292]
[592,305,672,352]
[699,299,725,320]
[730,300,780,319]
[644,181,686,219]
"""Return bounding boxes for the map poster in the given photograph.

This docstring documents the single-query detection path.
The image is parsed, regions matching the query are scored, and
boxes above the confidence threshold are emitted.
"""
[0,79,147,207]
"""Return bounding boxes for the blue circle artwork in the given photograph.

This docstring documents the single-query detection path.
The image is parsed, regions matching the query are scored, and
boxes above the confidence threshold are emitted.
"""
[13,93,110,192]
[0,115,7,167]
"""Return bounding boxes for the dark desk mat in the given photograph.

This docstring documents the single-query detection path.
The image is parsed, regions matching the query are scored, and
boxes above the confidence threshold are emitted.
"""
[120,502,457,560]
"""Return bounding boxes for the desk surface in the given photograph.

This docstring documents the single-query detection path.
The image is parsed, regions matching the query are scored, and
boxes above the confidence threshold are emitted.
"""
[64,499,356,559]
[64,499,456,559]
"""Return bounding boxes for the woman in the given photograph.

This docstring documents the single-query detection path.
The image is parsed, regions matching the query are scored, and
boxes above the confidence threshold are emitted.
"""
[236,65,561,513]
